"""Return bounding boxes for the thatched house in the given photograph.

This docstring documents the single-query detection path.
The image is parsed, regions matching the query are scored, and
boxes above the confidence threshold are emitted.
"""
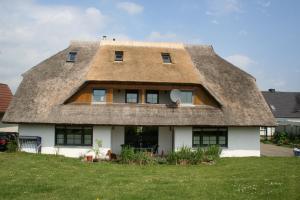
[3,40,275,157]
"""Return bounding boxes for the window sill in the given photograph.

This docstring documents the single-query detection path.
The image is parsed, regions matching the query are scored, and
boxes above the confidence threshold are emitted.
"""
[91,102,106,105]
[180,104,195,107]
[54,145,92,148]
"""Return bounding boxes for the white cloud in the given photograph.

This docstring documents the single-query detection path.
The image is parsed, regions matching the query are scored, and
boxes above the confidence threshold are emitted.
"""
[257,1,271,8]
[147,31,177,42]
[211,20,219,24]
[117,2,144,15]
[238,30,248,36]
[206,0,243,16]
[225,54,255,70]
[0,1,112,92]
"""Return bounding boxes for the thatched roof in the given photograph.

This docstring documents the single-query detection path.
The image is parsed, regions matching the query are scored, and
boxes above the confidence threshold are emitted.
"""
[3,40,276,126]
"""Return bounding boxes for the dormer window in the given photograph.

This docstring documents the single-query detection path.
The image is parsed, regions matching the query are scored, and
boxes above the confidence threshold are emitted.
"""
[161,53,172,63]
[93,89,106,103]
[115,51,123,61]
[67,52,77,62]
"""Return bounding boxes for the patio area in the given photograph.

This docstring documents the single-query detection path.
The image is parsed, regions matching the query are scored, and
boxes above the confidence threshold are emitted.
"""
[260,143,294,157]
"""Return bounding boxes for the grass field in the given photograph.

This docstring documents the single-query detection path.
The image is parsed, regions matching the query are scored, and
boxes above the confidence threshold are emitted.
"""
[0,153,299,200]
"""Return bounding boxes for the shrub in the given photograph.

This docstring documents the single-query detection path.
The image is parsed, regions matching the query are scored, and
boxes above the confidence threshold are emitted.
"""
[134,151,155,165]
[6,140,18,153]
[190,148,204,165]
[166,146,220,165]
[166,151,178,165]
[120,146,135,164]
[154,157,167,165]
[176,146,193,165]
[203,145,221,162]
[273,132,288,145]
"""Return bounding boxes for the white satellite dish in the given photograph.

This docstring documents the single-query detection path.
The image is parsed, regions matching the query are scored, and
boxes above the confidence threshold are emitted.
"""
[170,89,181,103]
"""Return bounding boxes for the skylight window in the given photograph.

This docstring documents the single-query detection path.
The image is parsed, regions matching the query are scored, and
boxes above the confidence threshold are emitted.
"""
[67,52,77,62]
[115,51,123,61]
[161,53,172,63]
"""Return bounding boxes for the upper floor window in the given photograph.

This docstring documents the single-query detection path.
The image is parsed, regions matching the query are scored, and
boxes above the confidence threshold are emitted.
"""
[67,52,77,62]
[115,51,123,61]
[192,127,228,148]
[93,89,106,103]
[146,90,159,104]
[126,90,139,103]
[161,53,172,63]
[180,91,193,104]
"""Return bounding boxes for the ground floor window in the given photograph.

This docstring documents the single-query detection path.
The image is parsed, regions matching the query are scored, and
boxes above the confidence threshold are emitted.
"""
[192,127,228,147]
[55,126,93,146]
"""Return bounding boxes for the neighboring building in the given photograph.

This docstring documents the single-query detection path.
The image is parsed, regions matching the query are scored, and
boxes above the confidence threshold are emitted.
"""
[262,89,300,137]
[3,40,275,157]
[0,83,17,132]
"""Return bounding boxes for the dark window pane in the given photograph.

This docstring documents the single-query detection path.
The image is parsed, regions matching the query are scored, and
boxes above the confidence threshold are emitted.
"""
[146,91,158,104]
[56,134,64,145]
[180,91,193,104]
[192,127,228,147]
[55,126,92,146]
[84,135,92,145]
[115,51,123,61]
[93,89,106,102]
[67,52,77,62]
[126,90,138,103]
[161,53,171,63]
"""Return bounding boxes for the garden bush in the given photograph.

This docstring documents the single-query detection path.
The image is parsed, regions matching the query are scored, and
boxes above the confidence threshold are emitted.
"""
[203,145,221,162]
[166,145,221,165]
[120,146,135,164]
[6,140,18,153]
[120,145,221,165]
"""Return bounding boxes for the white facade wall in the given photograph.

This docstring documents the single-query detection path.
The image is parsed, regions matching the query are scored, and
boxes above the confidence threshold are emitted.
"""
[93,126,112,157]
[221,127,260,157]
[19,124,112,158]
[174,126,260,157]
[111,126,125,154]
[158,127,172,154]
[19,124,260,158]
[174,127,193,150]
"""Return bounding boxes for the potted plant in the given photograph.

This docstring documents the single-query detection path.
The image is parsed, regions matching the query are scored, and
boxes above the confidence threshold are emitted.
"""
[87,139,103,162]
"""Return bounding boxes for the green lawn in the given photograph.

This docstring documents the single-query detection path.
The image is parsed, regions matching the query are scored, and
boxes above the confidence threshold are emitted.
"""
[0,153,299,200]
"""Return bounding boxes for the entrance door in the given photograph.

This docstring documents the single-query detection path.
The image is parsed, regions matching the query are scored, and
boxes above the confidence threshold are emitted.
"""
[124,126,158,152]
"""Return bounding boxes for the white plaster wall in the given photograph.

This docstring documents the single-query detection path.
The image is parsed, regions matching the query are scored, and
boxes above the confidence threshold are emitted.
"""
[158,127,172,154]
[174,126,192,150]
[221,127,260,157]
[19,124,112,158]
[92,126,112,158]
[111,126,125,154]
[173,126,260,157]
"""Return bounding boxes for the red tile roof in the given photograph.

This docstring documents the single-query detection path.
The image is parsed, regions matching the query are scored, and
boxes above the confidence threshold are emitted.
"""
[0,84,13,113]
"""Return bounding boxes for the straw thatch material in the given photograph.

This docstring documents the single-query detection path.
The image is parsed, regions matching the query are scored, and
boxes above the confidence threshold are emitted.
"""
[3,40,276,126]
[87,41,202,84]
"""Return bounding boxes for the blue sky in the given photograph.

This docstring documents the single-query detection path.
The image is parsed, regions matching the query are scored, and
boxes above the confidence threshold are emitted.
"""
[0,0,299,92]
